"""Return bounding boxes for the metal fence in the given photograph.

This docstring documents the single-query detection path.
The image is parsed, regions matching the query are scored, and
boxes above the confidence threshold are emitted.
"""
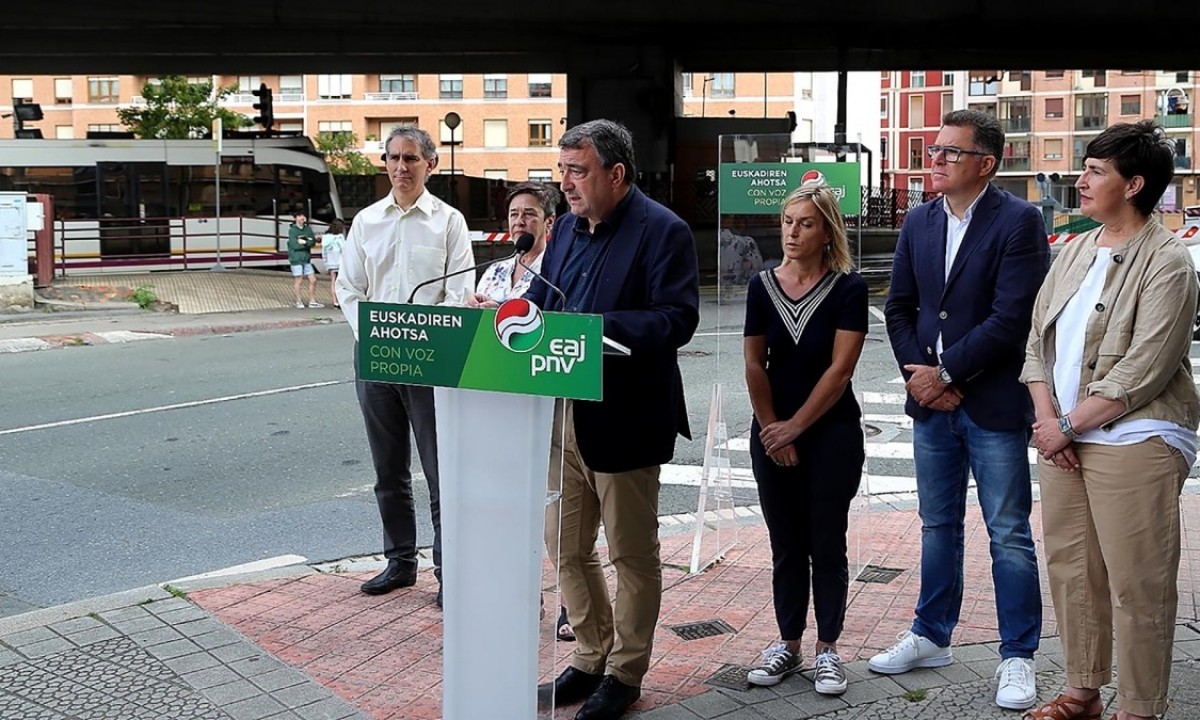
[847,186,941,230]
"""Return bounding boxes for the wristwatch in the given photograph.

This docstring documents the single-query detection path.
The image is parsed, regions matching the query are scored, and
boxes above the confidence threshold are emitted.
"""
[936,365,952,384]
[1058,415,1079,440]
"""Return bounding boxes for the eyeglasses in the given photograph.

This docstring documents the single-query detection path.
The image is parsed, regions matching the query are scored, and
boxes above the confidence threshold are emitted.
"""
[926,145,990,163]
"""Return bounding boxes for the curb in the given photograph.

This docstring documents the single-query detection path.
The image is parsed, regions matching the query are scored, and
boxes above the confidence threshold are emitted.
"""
[0,316,335,354]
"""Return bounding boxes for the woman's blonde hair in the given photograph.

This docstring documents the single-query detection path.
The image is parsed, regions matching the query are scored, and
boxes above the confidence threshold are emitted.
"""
[778,181,853,273]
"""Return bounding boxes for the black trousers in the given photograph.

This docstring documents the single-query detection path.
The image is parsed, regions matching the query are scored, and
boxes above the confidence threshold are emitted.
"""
[750,418,864,643]
[354,347,441,579]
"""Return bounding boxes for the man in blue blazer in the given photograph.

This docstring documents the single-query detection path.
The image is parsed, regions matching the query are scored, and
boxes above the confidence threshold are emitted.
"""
[874,110,1049,712]
[528,119,700,720]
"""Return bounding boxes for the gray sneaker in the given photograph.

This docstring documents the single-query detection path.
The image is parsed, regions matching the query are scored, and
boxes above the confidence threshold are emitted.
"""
[813,650,847,695]
[747,647,801,687]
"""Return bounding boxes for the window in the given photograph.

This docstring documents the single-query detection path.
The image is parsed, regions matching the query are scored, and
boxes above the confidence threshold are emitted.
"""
[238,75,261,92]
[317,74,352,99]
[911,71,925,88]
[968,74,997,96]
[967,102,996,117]
[439,119,461,144]
[880,96,888,118]
[710,73,735,98]
[11,78,34,102]
[88,76,119,103]
[1075,94,1106,130]
[483,74,508,99]
[941,92,953,120]
[942,72,955,86]
[379,74,416,94]
[1045,97,1064,119]
[483,169,508,180]
[317,120,352,137]
[681,73,694,96]
[1177,71,1191,83]
[1015,70,1032,91]
[528,169,553,182]
[1045,70,1065,79]
[1044,138,1064,160]
[87,123,121,133]
[277,120,304,133]
[1000,140,1031,171]
[528,119,552,147]
[483,119,508,148]
[908,95,924,129]
[528,73,552,98]
[54,78,72,104]
[1081,69,1107,87]
[279,75,303,98]
[880,135,888,160]
[908,138,924,170]
[55,125,75,139]
[440,74,463,99]
[999,99,1032,133]
[1120,94,1141,115]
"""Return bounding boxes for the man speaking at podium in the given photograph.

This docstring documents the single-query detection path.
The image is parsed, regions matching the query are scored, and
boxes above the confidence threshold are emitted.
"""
[529,119,700,720]
[336,125,475,606]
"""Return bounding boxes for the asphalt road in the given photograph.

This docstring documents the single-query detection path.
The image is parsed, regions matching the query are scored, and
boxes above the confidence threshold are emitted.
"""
[0,297,908,616]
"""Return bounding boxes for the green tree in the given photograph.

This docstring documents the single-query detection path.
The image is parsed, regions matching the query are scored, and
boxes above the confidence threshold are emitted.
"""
[117,75,251,139]
[315,132,380,175]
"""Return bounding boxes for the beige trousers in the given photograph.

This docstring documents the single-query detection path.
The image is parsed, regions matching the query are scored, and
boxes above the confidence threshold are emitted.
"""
[1038,438,1189,717]
[545,401,662,687]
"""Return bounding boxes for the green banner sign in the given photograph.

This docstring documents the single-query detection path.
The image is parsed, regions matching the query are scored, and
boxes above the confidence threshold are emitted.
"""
[358,300,603,401]
[719,162,862,215]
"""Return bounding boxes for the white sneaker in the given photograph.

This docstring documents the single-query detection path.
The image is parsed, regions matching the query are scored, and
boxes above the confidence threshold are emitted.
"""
[812,650,847,695]
[867,631,953,674]
[293,301,305,308]
[994,657,1036,710]
[747,647,801,687]
[308,301,324,308]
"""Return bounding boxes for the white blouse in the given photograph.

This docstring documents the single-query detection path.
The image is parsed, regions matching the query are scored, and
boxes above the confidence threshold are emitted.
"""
[475,252,544,303]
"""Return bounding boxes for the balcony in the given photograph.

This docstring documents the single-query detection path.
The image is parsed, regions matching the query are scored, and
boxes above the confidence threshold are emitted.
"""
[364,91,419,102]
[278,92,304,103]
[1175,156,1192,170]
[1075,115,1105,131]
[1157,113,1192,128]
[1001,117,1031,133]
[999,157,1031,172]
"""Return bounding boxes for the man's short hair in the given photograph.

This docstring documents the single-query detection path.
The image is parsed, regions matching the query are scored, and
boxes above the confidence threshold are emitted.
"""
[505,181,561,218]
[385,125,438,164]
[942,109,1005,177]
[559,119,637,185]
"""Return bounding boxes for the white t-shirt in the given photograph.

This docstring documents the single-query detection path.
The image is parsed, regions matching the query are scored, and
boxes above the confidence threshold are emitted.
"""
[322,233,346,268]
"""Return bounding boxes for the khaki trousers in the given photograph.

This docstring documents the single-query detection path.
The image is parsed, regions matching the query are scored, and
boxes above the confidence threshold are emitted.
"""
[545,401,662,687]
[1038,438,1189,717]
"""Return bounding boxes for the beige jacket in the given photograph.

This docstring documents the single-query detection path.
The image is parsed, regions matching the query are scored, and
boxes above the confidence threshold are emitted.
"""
[1021,220,1200,430]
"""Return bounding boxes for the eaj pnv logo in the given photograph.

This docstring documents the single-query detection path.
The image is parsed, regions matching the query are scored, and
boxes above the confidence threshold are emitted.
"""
[801,169,825,185]
[494,299,545,353]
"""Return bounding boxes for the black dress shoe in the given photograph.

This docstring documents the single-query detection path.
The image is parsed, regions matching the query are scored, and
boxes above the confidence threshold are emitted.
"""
[435,586,443,609]
[360,561,416,595]
[537,666,604,708]
[575,676,640,720]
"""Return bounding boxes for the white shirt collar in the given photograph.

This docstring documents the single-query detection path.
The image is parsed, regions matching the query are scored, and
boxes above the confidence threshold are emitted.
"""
[942,184,989,223]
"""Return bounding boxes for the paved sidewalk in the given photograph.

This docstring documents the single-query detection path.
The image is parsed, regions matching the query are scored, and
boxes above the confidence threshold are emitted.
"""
[4,497,1200,719]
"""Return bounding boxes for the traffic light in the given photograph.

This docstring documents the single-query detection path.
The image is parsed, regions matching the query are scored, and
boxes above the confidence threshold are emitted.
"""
[251,83,274,131]
[12,99,43,139]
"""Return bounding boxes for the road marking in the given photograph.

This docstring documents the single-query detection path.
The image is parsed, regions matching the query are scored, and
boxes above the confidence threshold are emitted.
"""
[0,381,347,436]
[887,375,906,384]
[0,338,51,353]
[692,331,744,337]
[869,306,887,322]
[862,391,907,405]
[94,330,173,343]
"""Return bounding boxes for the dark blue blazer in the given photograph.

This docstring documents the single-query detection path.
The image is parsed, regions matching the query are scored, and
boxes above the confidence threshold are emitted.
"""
[527,185,700,473]
[884,183,1049,431]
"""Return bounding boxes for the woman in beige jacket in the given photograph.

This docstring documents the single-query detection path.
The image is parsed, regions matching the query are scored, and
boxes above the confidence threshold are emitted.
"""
[1021,120,1200,720]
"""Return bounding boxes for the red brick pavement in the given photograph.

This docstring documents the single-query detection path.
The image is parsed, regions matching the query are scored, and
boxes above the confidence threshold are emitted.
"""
[190,494,1200,719]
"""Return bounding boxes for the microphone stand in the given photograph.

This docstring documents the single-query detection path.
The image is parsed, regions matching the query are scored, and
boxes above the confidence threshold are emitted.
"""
[406,250,519,304]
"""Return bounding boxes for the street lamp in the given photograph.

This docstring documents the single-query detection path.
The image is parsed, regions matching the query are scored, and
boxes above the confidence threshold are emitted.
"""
[443,111,462,207]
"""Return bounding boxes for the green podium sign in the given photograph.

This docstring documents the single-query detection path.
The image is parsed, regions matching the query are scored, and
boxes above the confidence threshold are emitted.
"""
[358,299,603,400]
[719,162,862,215]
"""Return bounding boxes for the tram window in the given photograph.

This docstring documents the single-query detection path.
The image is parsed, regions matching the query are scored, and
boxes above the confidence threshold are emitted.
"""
[300,167,335,222]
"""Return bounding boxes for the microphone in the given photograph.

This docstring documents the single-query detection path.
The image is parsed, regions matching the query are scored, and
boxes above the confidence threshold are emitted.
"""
[514,232,568,311]
[406,246,520,304]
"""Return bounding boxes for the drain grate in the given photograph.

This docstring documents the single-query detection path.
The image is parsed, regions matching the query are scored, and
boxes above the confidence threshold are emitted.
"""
[703,663,752,690]
[856,565,905,584]
[667,618,737,641]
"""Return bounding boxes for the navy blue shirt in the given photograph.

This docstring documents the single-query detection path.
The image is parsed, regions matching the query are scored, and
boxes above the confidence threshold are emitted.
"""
[556,189,636,312]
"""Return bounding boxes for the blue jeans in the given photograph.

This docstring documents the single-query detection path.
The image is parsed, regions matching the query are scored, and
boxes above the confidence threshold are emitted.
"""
[911,409,1041,659]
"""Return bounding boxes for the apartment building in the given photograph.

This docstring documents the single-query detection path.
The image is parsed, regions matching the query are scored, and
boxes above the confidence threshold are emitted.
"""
[2,72,796,183]
[882,69,1200,213]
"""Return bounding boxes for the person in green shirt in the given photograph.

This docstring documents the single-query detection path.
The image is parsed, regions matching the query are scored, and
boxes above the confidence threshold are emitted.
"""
[287,210,322,308]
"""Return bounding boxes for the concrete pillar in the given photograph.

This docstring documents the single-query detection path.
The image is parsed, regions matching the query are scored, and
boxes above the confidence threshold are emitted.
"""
[565,46,683,181]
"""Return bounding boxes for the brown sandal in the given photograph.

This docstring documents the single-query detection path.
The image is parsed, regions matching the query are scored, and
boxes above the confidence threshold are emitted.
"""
[1023,693,1102,720]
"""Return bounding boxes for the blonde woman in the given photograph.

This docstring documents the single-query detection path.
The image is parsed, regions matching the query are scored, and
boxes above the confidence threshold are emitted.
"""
[742,182,867,694]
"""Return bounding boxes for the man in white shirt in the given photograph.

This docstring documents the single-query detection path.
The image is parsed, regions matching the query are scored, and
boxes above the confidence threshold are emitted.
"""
[336,125,475,606]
